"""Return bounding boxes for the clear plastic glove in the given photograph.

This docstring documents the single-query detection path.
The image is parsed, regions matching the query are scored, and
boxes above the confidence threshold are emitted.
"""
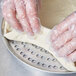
[2,0,41,35]
[51,11,76,62]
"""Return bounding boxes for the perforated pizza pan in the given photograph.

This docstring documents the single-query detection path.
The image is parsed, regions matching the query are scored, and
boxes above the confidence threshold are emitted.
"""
[1,19,76,75]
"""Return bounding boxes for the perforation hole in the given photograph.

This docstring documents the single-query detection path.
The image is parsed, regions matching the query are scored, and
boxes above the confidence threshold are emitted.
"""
[14,45,17,47]
[16,48,20,51]
[53,65,57,69]
[31,51,35,55]
[28,58,32,61]
[37,62,41,65]
[52,59,57,62]
[32,60,36,63]
[47,58,51,61]
[60,66,65,70]
[36,54,40,58]
[48,65,52,68]
[23,54,27,58]
[42,63,46,67]
[20,52,23,55]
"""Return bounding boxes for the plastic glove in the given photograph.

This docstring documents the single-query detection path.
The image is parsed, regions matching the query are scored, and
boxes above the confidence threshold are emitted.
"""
[2,0,41,35]
[51,11,76,62]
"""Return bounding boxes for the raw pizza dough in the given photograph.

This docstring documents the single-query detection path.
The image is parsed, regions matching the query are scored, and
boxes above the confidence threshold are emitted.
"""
[4,21,76,71]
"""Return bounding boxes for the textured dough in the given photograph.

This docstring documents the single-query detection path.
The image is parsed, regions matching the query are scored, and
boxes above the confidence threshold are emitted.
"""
[4,21,76,71]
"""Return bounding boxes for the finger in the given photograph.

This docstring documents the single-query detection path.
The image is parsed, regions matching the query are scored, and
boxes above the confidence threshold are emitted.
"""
[37,0,41,11]
[52,30,73,50]
[26,0,40,33]
[57,38,76,57]
[14,0,34,35]
[51,11,76,41]
[2,0,23,31]
[68,50,76,62]
[69,24,76,37]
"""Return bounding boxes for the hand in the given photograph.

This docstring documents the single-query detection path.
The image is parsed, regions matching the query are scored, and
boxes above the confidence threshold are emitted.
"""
[2,0,41,35]
[51,12,76,62]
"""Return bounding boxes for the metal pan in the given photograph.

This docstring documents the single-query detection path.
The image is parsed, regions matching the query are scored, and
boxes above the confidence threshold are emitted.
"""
[0,19,76,76]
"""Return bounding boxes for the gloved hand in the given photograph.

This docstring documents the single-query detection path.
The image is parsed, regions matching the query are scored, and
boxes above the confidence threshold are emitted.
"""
[51,12,76,62]
[2,0,41,35]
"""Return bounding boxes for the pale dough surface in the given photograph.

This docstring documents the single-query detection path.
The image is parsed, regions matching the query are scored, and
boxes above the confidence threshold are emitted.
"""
[4,21,76,71]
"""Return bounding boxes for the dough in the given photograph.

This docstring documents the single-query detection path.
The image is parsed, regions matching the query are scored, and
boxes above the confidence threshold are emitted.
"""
[4,21,76,71]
